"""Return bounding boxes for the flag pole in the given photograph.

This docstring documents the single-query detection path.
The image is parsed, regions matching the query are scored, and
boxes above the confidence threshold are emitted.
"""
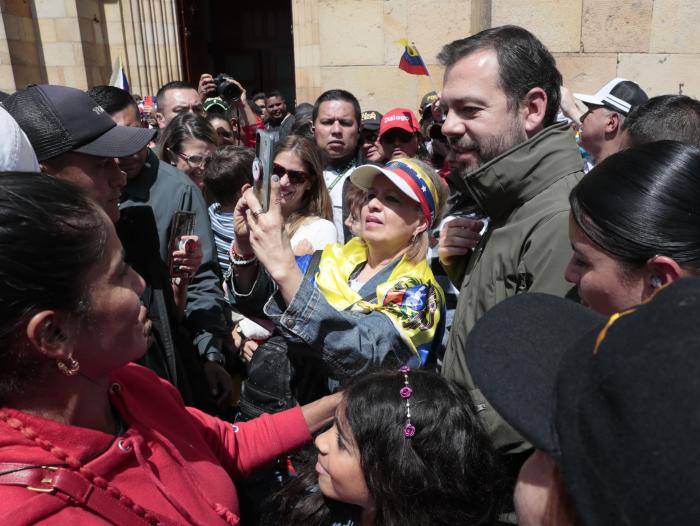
[411,41,439,95]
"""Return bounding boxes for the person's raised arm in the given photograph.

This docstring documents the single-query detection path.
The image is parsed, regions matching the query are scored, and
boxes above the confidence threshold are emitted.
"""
[242,175,303,305]
[227,79,259,128]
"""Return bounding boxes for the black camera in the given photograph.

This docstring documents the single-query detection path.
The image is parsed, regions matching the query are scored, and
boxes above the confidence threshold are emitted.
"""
[212,74,242,101]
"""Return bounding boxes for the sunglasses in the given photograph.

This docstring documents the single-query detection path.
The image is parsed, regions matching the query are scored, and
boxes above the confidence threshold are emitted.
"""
[380,129,415,144]
[168,148,212,168]
[272,162,308,184]
[361,131,378,144]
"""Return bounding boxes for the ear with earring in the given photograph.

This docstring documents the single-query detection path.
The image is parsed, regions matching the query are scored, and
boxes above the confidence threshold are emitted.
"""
[57,354,80,376]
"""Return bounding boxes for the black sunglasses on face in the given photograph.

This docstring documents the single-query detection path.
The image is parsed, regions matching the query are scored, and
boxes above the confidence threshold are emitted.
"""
[272,162,308,184]
[361,131,378,144]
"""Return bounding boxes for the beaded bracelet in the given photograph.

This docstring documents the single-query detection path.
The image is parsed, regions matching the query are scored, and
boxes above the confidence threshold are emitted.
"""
[230,245,257,267]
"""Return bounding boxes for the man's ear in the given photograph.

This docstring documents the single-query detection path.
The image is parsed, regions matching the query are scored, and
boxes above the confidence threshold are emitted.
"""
[155,112,166,129]
[606,112,622,134]
[26,310,74,361]
[521,87,548,134]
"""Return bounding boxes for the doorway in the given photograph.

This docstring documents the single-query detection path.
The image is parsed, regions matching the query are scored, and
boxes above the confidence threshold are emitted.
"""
[178,0,296,105]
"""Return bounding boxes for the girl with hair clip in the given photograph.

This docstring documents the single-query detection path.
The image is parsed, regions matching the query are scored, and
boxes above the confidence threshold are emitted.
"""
[565,140,700,315]
[264,369,503,526]
[257,134,337,256]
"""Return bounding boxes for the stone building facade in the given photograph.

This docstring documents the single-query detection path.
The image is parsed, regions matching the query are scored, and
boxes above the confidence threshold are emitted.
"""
[0,0,181,96]
[292,0,700,112]
[0,0,698,114]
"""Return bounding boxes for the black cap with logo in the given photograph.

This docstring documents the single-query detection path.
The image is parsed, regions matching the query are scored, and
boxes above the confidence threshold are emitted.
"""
[3,84,155,162]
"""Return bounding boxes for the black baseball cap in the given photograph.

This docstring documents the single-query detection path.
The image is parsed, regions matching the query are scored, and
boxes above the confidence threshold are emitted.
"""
[3,84,155,162]
[466,278,700,525]
[360,110,382,131]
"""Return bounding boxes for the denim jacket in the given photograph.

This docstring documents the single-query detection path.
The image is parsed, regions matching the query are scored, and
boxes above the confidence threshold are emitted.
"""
[230,260,421,389]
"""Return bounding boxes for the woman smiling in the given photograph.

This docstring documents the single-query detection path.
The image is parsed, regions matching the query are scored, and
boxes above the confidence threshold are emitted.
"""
[229,158,446,404]
[257,135,336,255]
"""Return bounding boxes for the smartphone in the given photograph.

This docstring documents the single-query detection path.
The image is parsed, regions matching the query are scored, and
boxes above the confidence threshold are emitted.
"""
[254,129,279,213]
[167,211,196,274]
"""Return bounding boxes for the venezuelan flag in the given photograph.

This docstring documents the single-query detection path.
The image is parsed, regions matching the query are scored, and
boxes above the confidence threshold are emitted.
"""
[398,38,429,76]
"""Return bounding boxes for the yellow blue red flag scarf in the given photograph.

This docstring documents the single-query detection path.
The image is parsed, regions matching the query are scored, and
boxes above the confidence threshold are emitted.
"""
[312,237,445,363]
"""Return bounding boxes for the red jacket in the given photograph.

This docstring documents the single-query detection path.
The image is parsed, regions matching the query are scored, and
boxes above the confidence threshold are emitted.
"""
[0,364,311,525]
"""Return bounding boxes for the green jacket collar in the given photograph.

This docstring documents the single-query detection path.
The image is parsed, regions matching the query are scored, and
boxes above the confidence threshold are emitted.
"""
[456,122,582,222]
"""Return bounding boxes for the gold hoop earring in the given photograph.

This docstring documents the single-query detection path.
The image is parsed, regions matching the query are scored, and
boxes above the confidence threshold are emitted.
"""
[57,354,80,376]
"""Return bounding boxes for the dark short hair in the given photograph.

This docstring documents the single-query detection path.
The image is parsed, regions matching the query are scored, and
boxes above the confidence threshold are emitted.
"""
[622,95,700,148]
[265,90,285,102]
[0,173,108,402]
[202,146,254,206]
[571,140,700,272]
[312,89,361,126]
[438,25,562,127]
[155,112,218,162]
[252,92,266,102]
[86,85,138,115]
[155,80,198,110]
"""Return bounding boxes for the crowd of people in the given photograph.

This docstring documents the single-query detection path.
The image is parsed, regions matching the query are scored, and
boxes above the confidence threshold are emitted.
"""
[0,22,699,525]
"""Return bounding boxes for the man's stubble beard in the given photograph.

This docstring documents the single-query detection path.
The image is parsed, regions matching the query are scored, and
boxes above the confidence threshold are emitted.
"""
[449,114,528,177]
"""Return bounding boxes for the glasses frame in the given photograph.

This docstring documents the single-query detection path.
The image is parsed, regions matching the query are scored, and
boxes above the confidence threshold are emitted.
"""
[168,148,212,168]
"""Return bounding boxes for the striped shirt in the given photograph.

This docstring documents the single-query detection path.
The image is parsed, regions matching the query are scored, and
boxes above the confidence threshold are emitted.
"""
[208,203,234,276]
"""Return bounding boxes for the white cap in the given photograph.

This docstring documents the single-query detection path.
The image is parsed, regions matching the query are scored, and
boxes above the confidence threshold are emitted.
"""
[0,106,40,171]
[574,78,648,115]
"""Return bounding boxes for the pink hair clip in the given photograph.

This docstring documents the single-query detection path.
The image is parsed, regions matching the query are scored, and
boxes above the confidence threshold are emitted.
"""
[399,366,416,438]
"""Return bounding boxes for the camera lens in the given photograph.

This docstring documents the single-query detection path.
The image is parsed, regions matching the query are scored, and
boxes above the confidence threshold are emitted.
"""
[214,74,241,101]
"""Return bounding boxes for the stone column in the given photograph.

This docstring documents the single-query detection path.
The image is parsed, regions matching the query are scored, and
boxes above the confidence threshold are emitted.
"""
[32,0,89,88]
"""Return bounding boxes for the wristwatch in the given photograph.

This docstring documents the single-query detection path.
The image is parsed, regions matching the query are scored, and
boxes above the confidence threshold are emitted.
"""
[205,352,226,368]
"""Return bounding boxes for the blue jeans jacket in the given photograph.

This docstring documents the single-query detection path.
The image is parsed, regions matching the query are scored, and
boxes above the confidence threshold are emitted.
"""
[231,261,420,385]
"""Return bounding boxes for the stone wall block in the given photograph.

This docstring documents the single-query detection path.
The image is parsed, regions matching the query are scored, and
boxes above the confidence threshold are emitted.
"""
[582,0,653,53]
[0,64,17,91]
[8,39,40,66]
[55,17,81,42]
[41,41,76,66]
[3,0,33,17]
[492,0,581,52]
[62,64,88,88]
[34,0,67,18]
[37,18,57,43]
[405,0,472,63]
[650,0,700,54]
[554,53,618,94]
[3,14,22,40]
[618,53,700,98]
[318,0,384,66]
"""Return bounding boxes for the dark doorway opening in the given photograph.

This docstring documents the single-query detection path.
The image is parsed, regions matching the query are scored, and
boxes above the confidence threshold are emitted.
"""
[178,0,296,105]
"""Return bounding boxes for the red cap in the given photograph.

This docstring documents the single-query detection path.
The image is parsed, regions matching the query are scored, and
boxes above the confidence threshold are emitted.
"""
[379,108,420,138]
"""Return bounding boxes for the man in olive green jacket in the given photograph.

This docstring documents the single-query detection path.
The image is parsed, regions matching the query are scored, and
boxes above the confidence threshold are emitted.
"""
[438,26,583,455]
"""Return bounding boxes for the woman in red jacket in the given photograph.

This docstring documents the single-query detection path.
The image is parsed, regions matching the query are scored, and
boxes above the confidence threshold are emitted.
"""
[0,173,338,525]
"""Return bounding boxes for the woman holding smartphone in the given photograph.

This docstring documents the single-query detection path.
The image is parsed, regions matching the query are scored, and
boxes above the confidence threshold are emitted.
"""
[257,135,336,255]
